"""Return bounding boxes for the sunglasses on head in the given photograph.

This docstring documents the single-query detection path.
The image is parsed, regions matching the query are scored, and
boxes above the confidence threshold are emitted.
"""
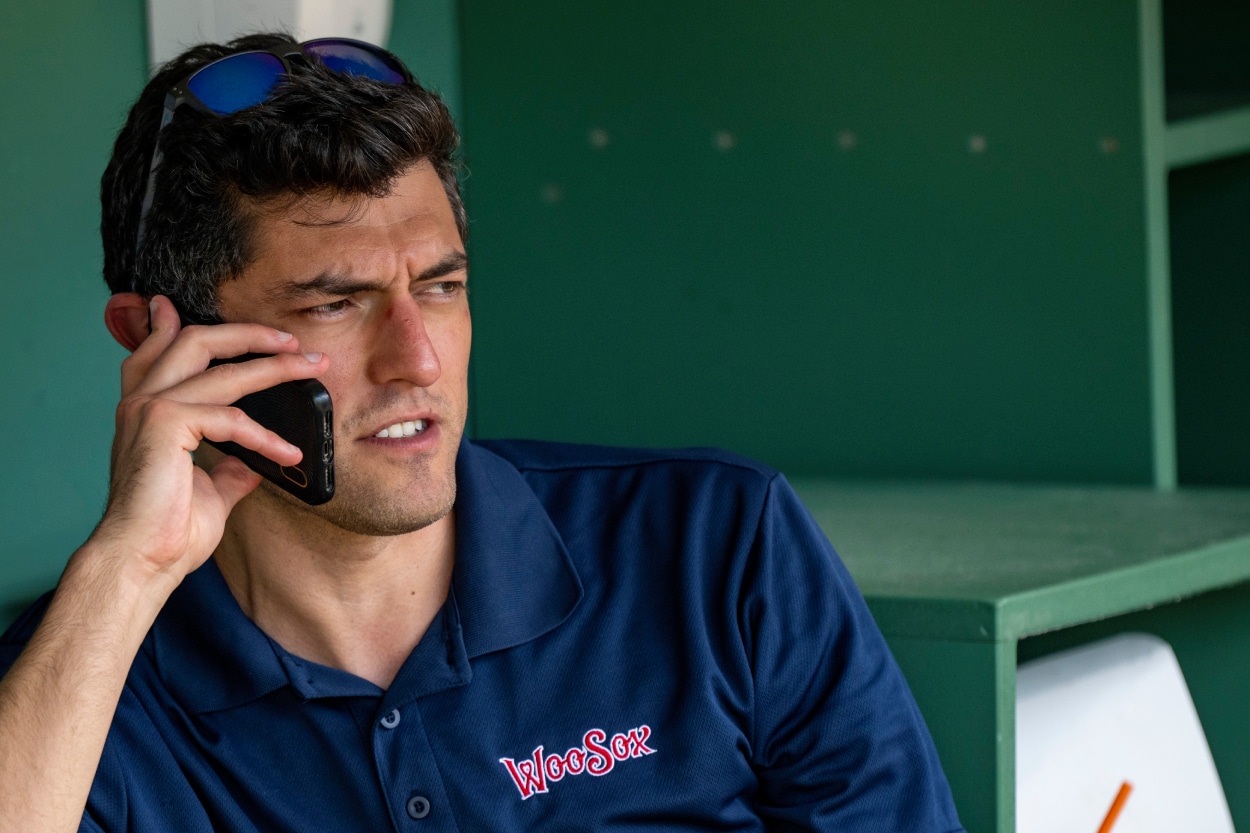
[133,37,410,282]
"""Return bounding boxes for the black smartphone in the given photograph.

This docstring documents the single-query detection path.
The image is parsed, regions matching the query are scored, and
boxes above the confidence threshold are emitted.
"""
[171,306,335,505]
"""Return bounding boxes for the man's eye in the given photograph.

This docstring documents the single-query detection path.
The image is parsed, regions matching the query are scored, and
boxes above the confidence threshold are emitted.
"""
[305,299,351,318]
[424,281,466,297]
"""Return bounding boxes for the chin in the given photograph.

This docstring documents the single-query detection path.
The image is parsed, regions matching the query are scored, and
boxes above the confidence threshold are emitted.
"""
[260,457,458,537]
[316,493,455,536]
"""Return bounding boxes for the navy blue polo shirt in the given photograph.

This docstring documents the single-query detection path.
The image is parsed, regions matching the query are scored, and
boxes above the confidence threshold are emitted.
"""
[1,440,963,832]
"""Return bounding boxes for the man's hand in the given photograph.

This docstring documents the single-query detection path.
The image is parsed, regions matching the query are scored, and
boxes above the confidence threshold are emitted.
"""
[92,295,328,584]
[0,294,329,833]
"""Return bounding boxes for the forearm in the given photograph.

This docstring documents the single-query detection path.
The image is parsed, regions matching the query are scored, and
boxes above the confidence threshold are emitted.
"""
[0,540,177,833]
[0,299,321,832]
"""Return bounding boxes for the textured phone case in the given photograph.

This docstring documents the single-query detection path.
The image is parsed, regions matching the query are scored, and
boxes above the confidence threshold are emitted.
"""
[206,373,335,505]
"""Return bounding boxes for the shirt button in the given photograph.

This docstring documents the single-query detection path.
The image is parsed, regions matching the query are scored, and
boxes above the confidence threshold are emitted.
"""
[406,794,431,820]
[380,709,401,729]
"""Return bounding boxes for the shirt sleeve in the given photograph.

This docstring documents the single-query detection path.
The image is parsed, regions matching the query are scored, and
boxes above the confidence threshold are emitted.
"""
[80,813,109,833]
[741,475,965,832]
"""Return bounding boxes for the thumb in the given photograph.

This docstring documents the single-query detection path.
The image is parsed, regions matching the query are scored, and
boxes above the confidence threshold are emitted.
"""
[208,455,264,510]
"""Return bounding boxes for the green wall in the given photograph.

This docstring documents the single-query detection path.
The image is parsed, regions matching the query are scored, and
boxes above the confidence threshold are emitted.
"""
[0,0,461,625]
[460,0,1155,482]
[0,0,146,623]
[0,2,1176,621]
[390,0,463,125]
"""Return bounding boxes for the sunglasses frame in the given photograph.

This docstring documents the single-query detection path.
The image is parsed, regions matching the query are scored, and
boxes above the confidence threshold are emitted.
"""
[133,37,411,290]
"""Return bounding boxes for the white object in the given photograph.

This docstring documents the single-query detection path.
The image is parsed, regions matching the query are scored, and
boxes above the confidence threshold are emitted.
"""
[146,0,393,71]
[1016,633,1234,833]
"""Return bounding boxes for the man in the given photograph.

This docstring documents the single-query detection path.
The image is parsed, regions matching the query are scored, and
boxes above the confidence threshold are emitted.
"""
[0,34,964,832]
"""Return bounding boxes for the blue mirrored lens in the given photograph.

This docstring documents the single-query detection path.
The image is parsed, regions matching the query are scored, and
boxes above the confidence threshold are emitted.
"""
[302,40,405,84]
[187,52,285,115]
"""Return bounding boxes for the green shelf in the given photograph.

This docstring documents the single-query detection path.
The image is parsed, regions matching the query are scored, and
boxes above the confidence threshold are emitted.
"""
[1166,104,1250,169]
[795,480,1250,640]
[793,480,1250,833]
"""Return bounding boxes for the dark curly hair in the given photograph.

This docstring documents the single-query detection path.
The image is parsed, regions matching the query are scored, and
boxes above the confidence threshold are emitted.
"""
[100,33,466,321]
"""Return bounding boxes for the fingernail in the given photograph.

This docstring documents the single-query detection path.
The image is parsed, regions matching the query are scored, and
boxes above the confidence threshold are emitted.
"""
[303,352,323,362]
[276,331,293,342]
[149,298,159,316]
[286,442,300,454]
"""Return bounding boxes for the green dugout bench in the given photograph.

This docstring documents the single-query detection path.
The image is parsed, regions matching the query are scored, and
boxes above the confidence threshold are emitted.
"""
[795,481,1250,833]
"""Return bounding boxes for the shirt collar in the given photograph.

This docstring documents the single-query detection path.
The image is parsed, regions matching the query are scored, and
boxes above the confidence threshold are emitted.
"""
[150,438,583,714]
[451,438,583,658]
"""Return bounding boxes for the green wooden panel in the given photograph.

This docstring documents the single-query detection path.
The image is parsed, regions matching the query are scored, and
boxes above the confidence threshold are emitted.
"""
[1019,582,1250,832]
[887,636,1014,833]
[807,483,1250,830]
[388,0,463,123]
[794,480,1250,640]
[1165,106,1250,169]
[0,0,147,625]
[460,0,1152,482]
[1170,152,1250,486]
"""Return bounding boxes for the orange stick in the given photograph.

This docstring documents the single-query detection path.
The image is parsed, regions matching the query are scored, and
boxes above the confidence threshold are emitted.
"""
[1096,781,1133,833]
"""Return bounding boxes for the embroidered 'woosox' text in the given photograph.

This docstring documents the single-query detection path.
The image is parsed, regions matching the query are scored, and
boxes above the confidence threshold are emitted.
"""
[499,725,657,799]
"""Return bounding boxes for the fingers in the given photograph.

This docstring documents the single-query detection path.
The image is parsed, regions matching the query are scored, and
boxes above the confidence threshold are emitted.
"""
[112,296,321,480]
[124,296,311,398]
[118,397,305,467]
[158,351,328,407]
[136,327,306,399]
[120,297,180,394]
[99,297,321,577]
[188,401,306,467]
[207,455,264,511]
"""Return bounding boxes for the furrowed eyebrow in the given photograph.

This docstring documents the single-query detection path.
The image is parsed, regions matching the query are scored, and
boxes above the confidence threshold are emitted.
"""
[267,272,388,302]
[268,251,468,302]
[414,251,469,282]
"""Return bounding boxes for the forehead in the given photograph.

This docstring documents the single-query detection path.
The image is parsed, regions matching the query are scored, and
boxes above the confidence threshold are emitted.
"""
[242,161,460,281]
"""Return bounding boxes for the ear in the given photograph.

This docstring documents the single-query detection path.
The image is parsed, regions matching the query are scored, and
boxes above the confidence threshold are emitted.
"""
[105,293,151,352]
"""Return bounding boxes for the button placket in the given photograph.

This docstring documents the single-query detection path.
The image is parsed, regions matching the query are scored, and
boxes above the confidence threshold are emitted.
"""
[373,703,459,831]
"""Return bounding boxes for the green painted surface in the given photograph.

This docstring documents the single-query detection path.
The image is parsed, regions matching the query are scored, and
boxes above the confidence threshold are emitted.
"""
[0,0,147,625]
[388,0,463,124]
[1170,152,1250,487]
[796,480,1250,830]
[1139,0,1176,490]
[794,480,1250,639]
[1019,582,1250,832]
[460,0,1153,482]
[887,637,1014,833]
[797,480,1250,831]
[1165,105,1250,169]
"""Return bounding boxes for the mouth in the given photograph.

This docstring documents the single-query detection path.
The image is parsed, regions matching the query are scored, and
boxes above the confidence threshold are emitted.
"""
[372,418,430,439]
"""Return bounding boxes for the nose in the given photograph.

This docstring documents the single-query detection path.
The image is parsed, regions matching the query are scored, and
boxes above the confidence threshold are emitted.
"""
[367,294,442,388]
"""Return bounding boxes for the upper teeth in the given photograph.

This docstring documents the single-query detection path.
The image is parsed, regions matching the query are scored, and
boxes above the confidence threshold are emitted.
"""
[375,420,428,438]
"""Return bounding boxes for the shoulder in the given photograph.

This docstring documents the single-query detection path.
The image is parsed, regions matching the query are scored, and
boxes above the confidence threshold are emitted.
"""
[472,439,786,533]
[470,439,799,573]
[474,438,780,485]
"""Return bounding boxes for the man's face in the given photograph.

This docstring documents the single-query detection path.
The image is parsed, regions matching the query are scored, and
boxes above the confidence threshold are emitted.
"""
[215,161,469,536]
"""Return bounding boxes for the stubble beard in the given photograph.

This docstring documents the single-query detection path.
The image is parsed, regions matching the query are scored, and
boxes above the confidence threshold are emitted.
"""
[259,424,461,537]
[257,385,465,536]
[258,451,457,536]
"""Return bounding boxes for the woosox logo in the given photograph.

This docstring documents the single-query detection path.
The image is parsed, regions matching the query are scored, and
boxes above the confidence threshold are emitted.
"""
[499,725,657,799]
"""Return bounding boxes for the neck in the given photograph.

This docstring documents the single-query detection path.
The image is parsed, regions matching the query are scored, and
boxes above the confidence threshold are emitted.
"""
[213,488,455,690]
